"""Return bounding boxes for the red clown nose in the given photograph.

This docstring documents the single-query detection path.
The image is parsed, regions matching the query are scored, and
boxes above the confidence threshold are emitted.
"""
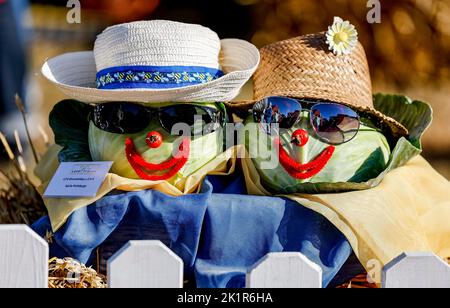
[146,131,163,148]
[291,129,309,147]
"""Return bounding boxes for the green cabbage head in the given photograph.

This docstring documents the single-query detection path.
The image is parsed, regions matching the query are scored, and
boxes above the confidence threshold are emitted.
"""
[88,103,224,185]
[243,113,391,194]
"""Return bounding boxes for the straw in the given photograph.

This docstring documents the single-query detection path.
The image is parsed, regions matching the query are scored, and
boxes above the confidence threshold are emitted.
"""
[38,125,50,146]
[0,168,46,224]
[17,156,27,173]
[0,131,46,224]
[227,33,408,138]
[0,132,14,160]
[12,130,26,172]
[14,130,23,154]
[15,94,39,164]
[48,258,107,288]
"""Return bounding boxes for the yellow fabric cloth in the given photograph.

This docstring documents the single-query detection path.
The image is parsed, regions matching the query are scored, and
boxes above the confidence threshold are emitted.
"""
[242,153,450,275]
[37,145,238,231]
[37,145,450,278]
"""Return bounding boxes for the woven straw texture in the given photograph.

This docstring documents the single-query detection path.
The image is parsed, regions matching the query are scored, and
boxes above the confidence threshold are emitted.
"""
[229,33,408,137]
[41,21,260,104]
[94,20,221,71]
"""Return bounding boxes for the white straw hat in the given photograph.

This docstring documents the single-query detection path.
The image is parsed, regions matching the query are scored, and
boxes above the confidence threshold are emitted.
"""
[42,20,260,104]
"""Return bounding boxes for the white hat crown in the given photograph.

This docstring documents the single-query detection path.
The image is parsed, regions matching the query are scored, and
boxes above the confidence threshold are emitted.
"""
[41,20,260,103]
[94,20,221,72]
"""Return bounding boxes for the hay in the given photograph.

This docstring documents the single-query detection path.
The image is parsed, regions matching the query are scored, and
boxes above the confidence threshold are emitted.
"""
[0,95,47,224]
[48,258,107,288]
[0,169,46,224]
[0,132,46,224]
[0,151,46,225]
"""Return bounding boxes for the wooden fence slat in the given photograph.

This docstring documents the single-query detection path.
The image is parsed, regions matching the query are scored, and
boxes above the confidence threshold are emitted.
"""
[246,252,322,288]
[382,252,450,288]
[107,240,183,288]
[0,225,48,288]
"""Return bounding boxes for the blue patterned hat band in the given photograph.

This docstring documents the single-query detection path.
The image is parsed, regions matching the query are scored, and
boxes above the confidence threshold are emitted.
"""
[96,65,225,89]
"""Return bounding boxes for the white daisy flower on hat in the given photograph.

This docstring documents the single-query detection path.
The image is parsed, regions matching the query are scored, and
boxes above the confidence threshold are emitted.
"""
[326,17,358,56]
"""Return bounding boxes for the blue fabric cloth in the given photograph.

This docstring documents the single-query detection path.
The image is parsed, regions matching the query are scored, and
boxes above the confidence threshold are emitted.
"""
[32,175,351,288]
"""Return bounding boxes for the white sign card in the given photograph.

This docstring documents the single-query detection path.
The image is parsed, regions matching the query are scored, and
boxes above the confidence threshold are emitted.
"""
[44,161,113,198]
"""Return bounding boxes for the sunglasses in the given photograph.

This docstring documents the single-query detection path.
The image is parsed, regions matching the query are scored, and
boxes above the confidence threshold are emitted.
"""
[91,102,224,136]
[252,97,361,145]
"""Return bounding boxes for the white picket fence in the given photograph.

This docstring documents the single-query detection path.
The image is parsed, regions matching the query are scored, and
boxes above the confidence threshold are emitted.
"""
[0,225,449,288]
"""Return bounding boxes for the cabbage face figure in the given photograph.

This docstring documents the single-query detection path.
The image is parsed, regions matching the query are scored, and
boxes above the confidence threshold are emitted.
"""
[242,97,391,193]
[231,31,410,194]
[88,102,225,184]
[41,20,260,183]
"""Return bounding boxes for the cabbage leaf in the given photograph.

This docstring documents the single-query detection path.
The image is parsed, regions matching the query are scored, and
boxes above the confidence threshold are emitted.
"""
[244,94,433,194]
[49,100,92,162]
[49,94,433,194]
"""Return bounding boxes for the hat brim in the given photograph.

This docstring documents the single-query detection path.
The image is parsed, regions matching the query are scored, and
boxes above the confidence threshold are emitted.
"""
[42,39,260,104]
[226,99,409,139]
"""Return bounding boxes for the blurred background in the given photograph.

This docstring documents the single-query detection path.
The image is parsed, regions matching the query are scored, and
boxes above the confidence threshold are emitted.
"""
[1,0,449,179]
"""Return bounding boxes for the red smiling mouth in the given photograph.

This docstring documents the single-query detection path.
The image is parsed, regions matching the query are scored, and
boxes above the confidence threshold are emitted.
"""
[125,137,190,181]
[275,138,335,180]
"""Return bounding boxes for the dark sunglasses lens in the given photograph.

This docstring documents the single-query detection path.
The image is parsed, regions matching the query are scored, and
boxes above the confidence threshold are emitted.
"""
[252,97,302,134]
[160,105,221,136]
[92,103,150,134]
[310,103,360,144]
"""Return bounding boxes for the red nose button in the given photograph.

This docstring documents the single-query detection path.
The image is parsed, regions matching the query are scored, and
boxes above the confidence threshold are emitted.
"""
[291,129,309,147]
[146,131,163,148]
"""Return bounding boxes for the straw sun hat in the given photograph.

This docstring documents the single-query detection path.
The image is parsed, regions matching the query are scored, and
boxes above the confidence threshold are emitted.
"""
[42,20,260,104]
[227,33,409,138]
